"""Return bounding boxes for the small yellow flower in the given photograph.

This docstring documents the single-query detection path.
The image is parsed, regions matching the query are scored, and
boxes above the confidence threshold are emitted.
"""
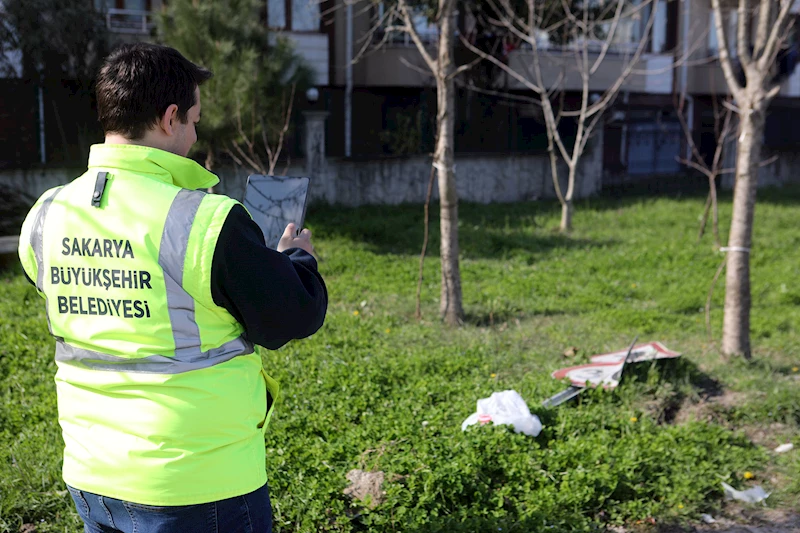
[631,283,637,288]
[490,373,497,378]
[630,417,638,423]
[744,471,754,480]
[353,310,359,316]
[385,328,391,333]
[792,367,799,372]
[677,504,684,509]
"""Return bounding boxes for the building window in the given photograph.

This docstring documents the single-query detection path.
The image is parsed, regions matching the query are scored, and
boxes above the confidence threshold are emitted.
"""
[267,0,286,29]
[371,2,439,46]
[94,0,151,11]
[530,0,668,54]
[96,0,153,34]
[268,0,320,31]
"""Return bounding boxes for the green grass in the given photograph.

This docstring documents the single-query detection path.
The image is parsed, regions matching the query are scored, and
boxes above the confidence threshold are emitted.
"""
[1,188,799,532]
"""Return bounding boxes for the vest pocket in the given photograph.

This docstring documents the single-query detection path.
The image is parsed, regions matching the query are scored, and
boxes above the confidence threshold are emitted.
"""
[258,367,280,435]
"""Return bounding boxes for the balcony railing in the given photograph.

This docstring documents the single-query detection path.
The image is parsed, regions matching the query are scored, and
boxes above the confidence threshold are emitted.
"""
[372,28,440,47]
[106,8,153,34]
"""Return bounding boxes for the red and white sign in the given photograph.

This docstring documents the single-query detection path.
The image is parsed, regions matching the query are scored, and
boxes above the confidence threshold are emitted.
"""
[551,342,681,389]
[551,361,625,388]
[589,342,681,365]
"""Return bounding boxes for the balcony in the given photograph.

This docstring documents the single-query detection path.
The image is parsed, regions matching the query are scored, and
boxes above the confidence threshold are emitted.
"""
[505,48,674,94]
[105,8,154,35]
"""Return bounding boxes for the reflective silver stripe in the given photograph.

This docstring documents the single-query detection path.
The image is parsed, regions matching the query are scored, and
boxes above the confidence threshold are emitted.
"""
[30,187,64,335]
[54,187,254,373]
[31,187,64,292]
[159,189,205,356]
[55,336,254,374]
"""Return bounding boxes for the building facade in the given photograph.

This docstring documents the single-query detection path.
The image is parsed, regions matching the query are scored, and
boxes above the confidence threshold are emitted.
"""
[2,0,799,193]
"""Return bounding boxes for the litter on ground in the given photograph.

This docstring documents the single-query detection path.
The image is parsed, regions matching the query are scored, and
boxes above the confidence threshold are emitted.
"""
[721,482,770,504]
[462,390,542,437]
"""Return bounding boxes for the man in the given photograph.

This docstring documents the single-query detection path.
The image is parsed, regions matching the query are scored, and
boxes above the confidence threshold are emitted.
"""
[17,43,327,532]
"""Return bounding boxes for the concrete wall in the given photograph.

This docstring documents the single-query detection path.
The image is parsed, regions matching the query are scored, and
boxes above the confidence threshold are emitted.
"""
[1,142,603,209]
[292,150,601,207]
[0,167,83,202]
[9,136,800,210]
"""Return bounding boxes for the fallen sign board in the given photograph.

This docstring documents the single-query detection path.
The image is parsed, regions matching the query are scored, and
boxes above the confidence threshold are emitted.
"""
[589,341,681,365]
[543,336,638,407]
[543,340,681,407]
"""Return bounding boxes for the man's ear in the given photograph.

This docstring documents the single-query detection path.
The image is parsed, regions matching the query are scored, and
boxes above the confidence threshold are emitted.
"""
[158,104,180,137]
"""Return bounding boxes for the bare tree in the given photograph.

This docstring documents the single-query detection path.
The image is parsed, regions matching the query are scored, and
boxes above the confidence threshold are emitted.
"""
[225,84,297,176]
[361,0,467,325]
[710,0,794,359]
[675,92,736,248]
[463,0,658,232]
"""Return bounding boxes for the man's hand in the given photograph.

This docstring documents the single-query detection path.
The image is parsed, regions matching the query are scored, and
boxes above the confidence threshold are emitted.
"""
[277,223,314,254]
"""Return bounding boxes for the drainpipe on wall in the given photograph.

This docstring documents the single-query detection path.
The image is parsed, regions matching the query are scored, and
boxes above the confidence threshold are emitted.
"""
[680,0,694,161]
[620,91,629,166]
[345,0,353,157]
[38,85,46,164]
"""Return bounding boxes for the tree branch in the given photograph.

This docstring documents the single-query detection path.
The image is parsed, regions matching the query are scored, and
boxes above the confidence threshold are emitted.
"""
[352,4,396,65]
[737,0,752,66]
[753,0,772,58]
[397,0,437,73]
[399,56,435,80]
[758,0,793,72]
[711,0,746,99]
[589,0,626,76]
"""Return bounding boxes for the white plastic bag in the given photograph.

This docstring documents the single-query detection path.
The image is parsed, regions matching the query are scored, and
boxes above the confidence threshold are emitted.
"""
[721,482,770,504]
[461,390,542,437]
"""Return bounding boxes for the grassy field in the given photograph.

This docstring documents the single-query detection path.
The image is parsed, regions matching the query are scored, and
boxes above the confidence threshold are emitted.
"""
[1,188,798,532]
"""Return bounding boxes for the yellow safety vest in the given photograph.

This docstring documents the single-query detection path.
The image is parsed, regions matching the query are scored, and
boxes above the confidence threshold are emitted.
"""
[18,144,280,506]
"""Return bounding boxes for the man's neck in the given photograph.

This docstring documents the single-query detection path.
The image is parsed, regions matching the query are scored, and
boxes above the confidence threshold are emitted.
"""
[104,133,175,155]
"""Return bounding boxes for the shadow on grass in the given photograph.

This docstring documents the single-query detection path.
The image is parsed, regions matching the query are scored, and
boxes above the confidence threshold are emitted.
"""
[597,181,800,210]
[621,357,725,424]
[308,201,618,259]
[462,311,568,329]
[535,357,725,426]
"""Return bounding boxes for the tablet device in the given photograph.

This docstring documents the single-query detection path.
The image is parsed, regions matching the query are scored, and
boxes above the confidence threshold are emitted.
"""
[242,175,311,249]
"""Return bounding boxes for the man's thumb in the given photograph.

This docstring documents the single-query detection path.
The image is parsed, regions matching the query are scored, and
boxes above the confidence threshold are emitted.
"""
[283,223,296,237]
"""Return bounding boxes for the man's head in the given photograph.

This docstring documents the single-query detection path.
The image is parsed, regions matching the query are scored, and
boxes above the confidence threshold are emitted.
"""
[96,43,213,157]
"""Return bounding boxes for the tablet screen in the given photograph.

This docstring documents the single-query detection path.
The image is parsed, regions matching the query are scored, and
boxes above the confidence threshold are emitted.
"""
[242,175,310,249]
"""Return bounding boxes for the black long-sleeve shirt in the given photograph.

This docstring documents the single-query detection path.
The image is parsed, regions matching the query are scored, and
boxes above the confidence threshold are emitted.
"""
[210,204,327,349]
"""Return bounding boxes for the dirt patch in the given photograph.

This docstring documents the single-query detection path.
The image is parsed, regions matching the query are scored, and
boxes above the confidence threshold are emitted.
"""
[691,509,800,532]
[674,391,749,425]
[343,469,385,508]
[742,423,790,450]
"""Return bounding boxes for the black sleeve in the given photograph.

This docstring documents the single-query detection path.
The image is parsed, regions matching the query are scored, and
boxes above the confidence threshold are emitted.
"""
[210,204,328,350]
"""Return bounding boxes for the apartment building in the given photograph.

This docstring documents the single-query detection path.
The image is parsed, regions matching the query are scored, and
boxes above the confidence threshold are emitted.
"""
[2,0,798,186]
[317,0,800,186]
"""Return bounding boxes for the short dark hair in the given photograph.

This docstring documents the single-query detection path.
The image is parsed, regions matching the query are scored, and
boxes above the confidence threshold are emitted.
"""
[96,43,213,140]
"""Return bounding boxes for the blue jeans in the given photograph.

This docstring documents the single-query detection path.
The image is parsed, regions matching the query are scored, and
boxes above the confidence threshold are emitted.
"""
[67,483,272,533]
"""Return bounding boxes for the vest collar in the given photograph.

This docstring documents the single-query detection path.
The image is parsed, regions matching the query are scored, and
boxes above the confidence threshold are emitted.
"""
[87,144,219,190]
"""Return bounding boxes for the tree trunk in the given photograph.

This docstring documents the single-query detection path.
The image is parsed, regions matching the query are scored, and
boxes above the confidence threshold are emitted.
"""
[711,175,721,248]
[205,146,215,194]
[722,100,764,359]
[560,199,573,232]
[560,166,577,232]
[205,148,215,171]
[436,5,463,325]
